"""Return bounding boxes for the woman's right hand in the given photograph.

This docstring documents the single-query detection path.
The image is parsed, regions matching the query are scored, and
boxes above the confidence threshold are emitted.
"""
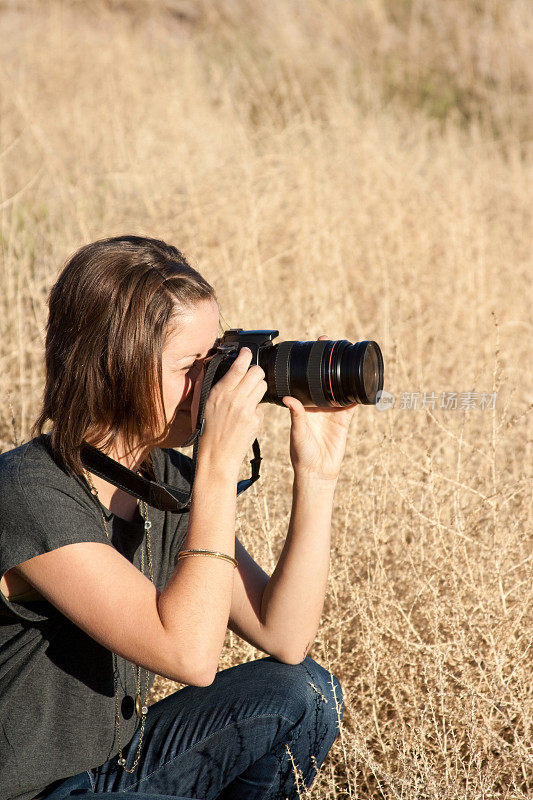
[194,347,267,476]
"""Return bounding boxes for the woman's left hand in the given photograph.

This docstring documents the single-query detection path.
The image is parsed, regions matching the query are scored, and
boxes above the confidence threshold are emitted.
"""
[282,335,357,482]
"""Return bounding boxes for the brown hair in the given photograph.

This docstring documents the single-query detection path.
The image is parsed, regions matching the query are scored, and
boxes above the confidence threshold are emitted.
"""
[32,235,216,474]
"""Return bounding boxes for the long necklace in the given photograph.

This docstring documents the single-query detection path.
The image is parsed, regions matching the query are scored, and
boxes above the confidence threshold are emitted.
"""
[84,469,153,773]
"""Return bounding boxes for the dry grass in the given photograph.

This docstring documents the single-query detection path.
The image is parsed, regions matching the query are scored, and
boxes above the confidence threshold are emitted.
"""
[1,1,532,797]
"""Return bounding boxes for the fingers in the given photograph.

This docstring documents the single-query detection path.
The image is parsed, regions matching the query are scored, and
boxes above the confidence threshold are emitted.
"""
[283,396,305,415]
[214,347,254,392]
[282,396,308,440]
[239,363,266,398]
[212,347,267,398]
[199,347,266,470]
[248,375,268,404]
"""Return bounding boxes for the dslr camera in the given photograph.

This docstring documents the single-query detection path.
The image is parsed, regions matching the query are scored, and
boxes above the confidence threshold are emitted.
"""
[210,329,384,407]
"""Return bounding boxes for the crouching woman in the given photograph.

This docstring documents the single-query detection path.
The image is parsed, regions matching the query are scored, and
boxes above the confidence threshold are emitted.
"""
[0,235,353,800]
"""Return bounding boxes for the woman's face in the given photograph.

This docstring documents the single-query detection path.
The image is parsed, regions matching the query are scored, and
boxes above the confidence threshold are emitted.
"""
[158,297,220,448]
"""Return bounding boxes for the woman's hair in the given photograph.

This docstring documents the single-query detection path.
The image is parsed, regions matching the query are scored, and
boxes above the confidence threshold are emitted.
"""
[32,235,217,475]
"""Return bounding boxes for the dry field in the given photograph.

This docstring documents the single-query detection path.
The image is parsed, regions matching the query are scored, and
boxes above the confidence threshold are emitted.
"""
[1,1,532,797]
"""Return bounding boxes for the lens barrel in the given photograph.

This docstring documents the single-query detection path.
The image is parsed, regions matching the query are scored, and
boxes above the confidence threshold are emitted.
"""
[263,339,383,406]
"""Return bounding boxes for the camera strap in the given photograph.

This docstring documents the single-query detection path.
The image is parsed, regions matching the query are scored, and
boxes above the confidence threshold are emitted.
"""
[80,352,262,512]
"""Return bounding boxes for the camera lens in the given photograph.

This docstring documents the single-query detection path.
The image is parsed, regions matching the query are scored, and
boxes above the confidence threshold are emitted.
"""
[262,338,384,407]
[341,340,383,405]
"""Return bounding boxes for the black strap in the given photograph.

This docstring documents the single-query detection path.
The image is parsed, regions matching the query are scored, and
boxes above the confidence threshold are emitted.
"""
[80,351,262,512]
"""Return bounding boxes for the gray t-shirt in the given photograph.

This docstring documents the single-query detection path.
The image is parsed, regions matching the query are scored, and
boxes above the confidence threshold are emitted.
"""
[0,434,192,800]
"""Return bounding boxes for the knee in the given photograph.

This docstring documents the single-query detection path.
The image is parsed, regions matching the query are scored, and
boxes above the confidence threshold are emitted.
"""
[248,654,344,737]
[299,656,344,729]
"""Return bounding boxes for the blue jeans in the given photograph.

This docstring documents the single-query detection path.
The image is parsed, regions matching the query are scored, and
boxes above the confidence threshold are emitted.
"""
[41,655,343,800]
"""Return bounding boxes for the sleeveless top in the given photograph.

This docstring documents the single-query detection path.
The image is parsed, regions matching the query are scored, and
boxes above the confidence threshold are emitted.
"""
[0,434,192,800]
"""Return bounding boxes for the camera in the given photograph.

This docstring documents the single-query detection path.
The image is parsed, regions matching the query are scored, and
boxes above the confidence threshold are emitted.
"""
[211,329,384,407]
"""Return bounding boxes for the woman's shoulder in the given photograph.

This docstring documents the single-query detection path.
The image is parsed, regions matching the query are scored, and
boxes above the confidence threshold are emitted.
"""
[0,434,96,517]
[1,433,66,484]
[0,435,52,489]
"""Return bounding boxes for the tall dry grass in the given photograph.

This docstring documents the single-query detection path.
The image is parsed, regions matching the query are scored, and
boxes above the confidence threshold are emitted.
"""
[0,1,531,797]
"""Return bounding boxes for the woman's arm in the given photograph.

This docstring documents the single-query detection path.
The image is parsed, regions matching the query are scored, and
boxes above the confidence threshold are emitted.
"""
[155,453,240,682]
[13,456,240,687]
[252,336,357,661]
[229,336,357,663]
[15,541,213,686]
[14,457,249,687]
[227,476,337,664]
[259,474,337,662]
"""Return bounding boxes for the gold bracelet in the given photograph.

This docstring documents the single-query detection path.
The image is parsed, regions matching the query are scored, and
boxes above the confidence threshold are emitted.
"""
[177,549,238,568]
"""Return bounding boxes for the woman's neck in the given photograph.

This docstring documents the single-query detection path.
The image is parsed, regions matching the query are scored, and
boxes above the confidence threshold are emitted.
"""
[106,440,151,472]
[85,438,151,523]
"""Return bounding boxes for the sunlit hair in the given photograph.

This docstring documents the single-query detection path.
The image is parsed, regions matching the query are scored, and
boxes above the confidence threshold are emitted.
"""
[32,235,216,474]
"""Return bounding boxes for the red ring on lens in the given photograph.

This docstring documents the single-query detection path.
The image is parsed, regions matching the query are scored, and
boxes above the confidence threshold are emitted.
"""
[327,341,341,406]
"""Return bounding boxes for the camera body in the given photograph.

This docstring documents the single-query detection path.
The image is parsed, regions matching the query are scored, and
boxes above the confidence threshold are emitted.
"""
[212,328,384,407]
[215,328,279,365]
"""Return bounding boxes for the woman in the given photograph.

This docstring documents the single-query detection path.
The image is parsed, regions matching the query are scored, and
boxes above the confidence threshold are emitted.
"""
[0,235,355,800]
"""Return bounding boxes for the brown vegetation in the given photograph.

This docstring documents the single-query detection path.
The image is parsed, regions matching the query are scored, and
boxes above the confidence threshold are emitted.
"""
[1,1,531,796]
